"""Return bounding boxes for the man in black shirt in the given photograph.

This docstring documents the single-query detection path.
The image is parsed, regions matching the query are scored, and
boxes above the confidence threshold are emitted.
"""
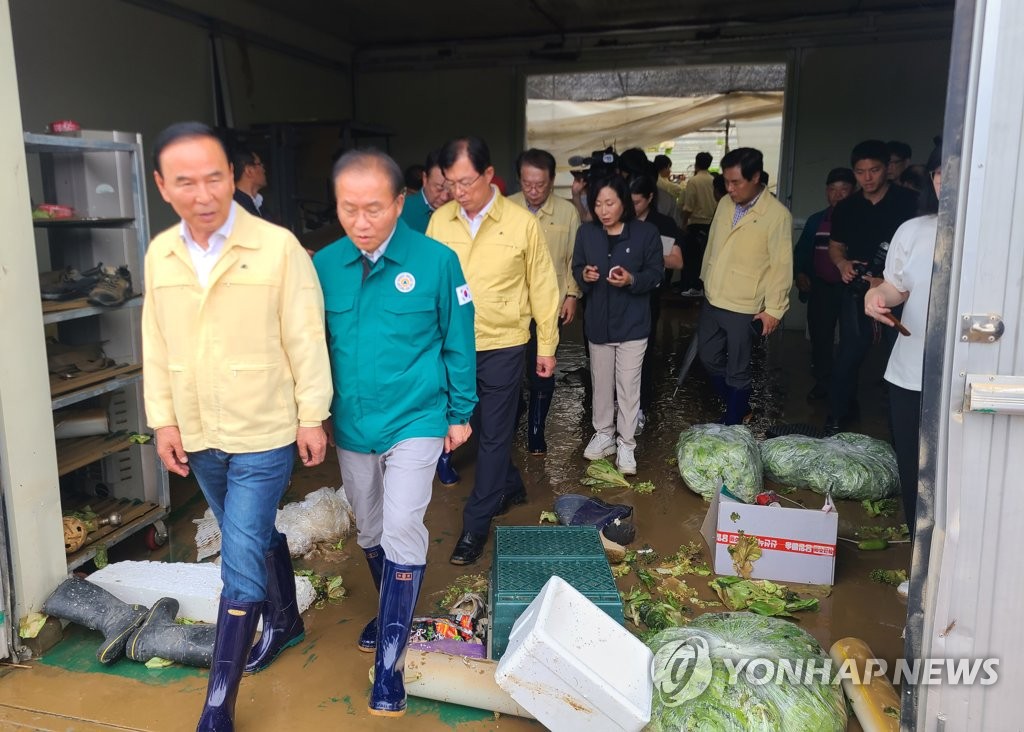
[825,140,918,432]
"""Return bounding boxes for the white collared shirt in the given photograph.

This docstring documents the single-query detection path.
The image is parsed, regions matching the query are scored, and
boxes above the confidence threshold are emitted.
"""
[460,185,498,239]
[181,202,238,288]
[251,192,264,213]
[361,226,397,263]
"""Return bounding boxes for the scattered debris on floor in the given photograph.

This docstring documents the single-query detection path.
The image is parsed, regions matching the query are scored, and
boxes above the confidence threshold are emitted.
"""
[708,576,823,617]
[581,458,631,491]
[294,570,345,608]
[869,569,909,586]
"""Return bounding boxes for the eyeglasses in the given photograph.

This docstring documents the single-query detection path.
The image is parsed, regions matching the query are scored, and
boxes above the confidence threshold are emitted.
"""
[520,180,550,192]
[443,173,483,192]
[339,196,399,221]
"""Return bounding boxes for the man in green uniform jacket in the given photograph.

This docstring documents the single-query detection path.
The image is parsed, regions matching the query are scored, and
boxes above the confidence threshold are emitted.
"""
[313,150,476,717]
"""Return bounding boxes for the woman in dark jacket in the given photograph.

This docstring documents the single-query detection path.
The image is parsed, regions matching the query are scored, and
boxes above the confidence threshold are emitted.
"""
[572,176,664,475]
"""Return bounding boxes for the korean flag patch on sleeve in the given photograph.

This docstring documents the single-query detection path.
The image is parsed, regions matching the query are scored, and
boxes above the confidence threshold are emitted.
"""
[456,283,473,306]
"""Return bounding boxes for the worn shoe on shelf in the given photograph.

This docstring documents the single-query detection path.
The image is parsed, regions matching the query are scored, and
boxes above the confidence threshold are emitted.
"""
[583,433,617,461]
[88,265,133,307]
[40,264,102,300]
[616,442,637,476]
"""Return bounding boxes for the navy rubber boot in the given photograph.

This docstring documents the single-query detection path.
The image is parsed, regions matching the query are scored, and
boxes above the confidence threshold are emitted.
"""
[709,374,730,401]
[196,597,261,731]
[244,534,304,673]
[724,388,752,426]
[527,390,552,455]
[357,545,385,653]
[368,561,425,717]
[436,451,459,486]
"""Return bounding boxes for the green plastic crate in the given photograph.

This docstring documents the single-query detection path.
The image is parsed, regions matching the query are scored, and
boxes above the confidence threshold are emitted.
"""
[489,526,624,659]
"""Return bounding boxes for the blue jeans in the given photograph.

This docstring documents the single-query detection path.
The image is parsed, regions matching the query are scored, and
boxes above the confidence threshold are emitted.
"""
[188,444,295,602]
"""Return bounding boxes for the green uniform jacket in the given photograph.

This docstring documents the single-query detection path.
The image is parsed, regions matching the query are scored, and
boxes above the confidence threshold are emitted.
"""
[313,220,477,454]
[399,189,433,234]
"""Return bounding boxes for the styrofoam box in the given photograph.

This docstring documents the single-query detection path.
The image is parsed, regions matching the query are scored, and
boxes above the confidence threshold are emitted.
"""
[494,575,653,732]
[88,560,315,628]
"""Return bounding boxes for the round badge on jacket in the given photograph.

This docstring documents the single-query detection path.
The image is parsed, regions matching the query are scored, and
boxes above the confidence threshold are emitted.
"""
[395,272,416,293]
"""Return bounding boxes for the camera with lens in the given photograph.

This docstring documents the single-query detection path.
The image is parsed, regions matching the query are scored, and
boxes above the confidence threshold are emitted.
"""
[568,147,619,188]
[848,241,891,296]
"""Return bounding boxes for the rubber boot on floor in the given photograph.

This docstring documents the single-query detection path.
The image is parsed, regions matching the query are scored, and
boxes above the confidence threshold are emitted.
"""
[357,545,385,652]
[724,388,752,426]
[126,597,216,667]
[41,577,147,664]
[368,561,425,716]
[196,597,260,732]
[527,390,552,454]
[245,533,305,673]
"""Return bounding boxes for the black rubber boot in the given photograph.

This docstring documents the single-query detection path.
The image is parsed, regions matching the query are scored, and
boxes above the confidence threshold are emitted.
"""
[244,534,304,673]
[527,390,552,455]
[42,577,147,665]
[196,597,261,732]
[357,545,385,653]
[126,597,216,667]
[368,561,425,716]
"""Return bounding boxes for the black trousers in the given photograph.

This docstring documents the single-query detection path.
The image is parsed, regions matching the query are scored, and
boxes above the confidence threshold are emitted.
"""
[807,278,844,383]
[464,345,526,535]
[682,224,710,290]
[697,302,754,390]
[640,292,661,411]
[888,384,921,538]
[829,291,876,420]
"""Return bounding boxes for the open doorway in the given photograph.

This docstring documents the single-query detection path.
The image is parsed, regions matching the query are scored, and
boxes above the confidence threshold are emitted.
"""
[525,64,786,197]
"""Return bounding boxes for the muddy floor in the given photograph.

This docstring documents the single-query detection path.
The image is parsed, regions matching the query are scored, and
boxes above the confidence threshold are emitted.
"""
[0,295,911,731]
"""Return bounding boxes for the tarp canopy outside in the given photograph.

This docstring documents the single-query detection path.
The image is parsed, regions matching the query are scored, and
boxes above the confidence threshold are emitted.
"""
[527,92,784,171]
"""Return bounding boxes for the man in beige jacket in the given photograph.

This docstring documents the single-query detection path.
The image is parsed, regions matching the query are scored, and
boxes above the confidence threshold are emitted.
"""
[142,121,332,731]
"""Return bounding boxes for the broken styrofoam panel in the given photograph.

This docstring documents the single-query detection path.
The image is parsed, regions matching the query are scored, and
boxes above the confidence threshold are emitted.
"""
[193,487,354,560]
[88,561,315,626]
[194,509,220,561]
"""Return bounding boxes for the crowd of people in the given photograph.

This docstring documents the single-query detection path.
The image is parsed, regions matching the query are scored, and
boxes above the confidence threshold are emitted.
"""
[140,119,940,729]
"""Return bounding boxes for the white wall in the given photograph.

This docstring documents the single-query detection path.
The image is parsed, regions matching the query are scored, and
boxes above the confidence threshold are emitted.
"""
[9,0,354,231]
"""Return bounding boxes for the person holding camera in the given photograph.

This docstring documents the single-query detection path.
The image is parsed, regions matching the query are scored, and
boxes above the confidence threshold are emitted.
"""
[572,176,664,475]
[826,140,918,433]
[697,147,792,425]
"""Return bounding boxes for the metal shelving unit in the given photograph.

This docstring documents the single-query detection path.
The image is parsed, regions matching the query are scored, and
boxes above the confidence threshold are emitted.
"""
[25,131,169,568]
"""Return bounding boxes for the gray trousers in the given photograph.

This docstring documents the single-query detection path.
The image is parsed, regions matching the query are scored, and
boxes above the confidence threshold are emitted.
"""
[589,338,647,450]
[337,437,444,565]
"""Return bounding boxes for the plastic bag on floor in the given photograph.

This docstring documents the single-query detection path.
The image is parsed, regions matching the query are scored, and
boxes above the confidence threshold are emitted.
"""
[676,424,763,503]
[647,613,847,732]
[194,487,354,560]
[277,487,355,557]
[759,432,899,500]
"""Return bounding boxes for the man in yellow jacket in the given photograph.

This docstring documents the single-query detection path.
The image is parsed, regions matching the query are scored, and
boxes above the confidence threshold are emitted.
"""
[427,136,560,565]
[142,122,332,731]
[699,147,792,424]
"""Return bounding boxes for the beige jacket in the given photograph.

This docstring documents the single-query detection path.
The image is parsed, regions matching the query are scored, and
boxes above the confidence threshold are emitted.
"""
[701,192,793,320]
[142,207,332,453]
[507,191,582,302]
[427,193,561,356]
